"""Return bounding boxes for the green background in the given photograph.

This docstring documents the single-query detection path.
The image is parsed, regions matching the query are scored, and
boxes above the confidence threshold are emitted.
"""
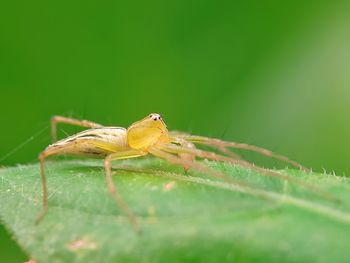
[1,0,350,262]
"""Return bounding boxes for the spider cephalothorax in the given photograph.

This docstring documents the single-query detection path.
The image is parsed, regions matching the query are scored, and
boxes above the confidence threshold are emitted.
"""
[127,113,170,150]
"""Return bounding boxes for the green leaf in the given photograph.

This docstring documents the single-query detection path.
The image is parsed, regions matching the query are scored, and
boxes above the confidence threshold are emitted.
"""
[1,158,350,263]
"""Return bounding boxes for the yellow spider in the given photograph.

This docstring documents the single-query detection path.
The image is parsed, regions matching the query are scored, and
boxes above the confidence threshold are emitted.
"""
[36,113,310,233]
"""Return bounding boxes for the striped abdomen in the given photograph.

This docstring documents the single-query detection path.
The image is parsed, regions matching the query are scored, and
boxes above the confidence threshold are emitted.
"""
[45,127,129,158]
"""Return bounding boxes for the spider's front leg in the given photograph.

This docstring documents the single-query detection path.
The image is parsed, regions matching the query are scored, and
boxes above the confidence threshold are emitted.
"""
[170,137,196,172]
[170,133,308,171]
[148,146,259,192]
[157,144,338,202]
[170,132,241,160]
[51,116,103,142]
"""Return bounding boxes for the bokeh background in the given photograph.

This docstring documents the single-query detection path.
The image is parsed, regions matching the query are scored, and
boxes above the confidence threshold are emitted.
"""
[1,0,350,262]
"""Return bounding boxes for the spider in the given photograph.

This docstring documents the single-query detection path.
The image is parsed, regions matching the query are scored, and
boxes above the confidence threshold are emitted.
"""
[36,113,312,233]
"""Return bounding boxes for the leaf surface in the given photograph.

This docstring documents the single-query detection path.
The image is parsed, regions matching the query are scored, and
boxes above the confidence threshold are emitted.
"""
[1,158,350,263]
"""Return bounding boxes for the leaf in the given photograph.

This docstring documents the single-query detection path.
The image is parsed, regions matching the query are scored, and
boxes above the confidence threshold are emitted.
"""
[1,158,350,263]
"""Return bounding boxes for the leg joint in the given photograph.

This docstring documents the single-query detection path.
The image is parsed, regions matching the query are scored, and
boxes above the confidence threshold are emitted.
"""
[38,152,46,161]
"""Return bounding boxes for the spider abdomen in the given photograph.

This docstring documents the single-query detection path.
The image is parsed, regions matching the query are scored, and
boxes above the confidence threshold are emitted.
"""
[45,127,129,158]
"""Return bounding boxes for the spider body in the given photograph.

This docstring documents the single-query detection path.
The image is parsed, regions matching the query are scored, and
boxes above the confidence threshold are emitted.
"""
[36,113,311,233]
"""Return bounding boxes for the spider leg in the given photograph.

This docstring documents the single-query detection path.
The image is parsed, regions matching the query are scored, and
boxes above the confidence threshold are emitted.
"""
[36,147,62,225]
[170,134,241,160]
[170,137,196,171]
[215,146,242,159]
[35,143,109,225]
[159,144,337,202]
[104,150,147,234]
[36,143,146,233]
[162,144,292,179]
[148,146,274,201]
[170,133,308,172]
[51,116,103,142]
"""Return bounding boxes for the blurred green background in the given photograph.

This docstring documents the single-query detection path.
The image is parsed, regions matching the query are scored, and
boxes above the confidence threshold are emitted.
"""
[1,0,350,262]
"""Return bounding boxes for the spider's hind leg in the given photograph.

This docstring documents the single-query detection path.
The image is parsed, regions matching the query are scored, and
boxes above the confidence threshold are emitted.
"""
[51,116,104,142]
[35,146,62,224]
